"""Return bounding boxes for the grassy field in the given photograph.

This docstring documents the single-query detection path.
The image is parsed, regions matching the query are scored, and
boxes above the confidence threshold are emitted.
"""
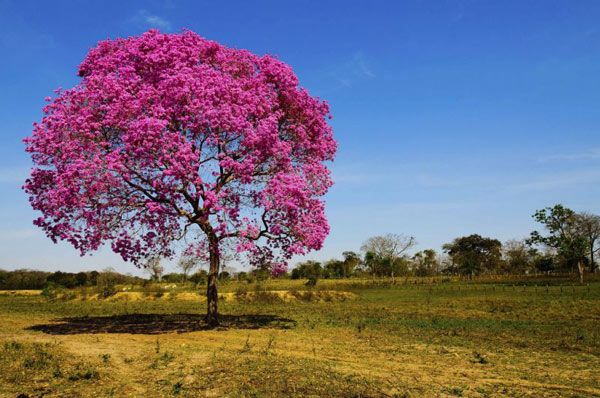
[0,278,599,397]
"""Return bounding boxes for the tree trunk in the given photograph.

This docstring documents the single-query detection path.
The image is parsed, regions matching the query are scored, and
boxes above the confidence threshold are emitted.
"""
[590,245,595,273]
[577,261,584,284]
[206,236,220,327]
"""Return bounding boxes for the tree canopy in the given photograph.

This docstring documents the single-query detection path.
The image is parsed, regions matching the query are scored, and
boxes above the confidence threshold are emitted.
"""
[24,30,336,324]
[528,204,591,281]
[443,234,502,276]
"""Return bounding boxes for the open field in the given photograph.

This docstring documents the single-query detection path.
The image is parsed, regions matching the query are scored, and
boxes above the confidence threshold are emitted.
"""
[0,278,599,397]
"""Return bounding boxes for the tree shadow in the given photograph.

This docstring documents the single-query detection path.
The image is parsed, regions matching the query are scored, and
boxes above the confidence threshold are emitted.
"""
[26,313,297,335]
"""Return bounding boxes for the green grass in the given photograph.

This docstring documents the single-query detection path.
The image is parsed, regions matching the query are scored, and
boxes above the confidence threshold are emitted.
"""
[0,279,599,397]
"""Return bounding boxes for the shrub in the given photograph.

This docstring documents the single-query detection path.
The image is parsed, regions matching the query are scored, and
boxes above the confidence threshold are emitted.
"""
[67,364,99,381]
[41,283,62,300]
[189,270,208,285]
[246,284,281,303]
[235,285,249,298]
[305,277,318,287]
[96,270,119,298]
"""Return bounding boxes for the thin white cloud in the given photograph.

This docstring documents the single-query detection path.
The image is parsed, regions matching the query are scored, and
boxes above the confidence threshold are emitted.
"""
[335,160,600,196]
[329,201,466,217]
[352,52,375,78]
[327,52,375,88]
[334,169,471,189]
[133,10,172,31]
[510,169,600,191]
[538,148,600,162]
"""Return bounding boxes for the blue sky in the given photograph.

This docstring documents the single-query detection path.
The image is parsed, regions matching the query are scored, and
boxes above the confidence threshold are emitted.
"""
[1,0,599,275]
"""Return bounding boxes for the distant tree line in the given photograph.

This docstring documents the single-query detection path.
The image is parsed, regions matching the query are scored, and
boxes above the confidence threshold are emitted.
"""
[0,263,275,290]
[290,205,600,283]
[3,204,597,289]
[0,268,145,290]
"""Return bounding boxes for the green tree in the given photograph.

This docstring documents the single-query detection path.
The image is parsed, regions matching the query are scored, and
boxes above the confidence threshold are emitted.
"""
[341,251,361,278]
[362,251,410,277]
[162,273,185,283]
[363,251,380,277]
[528,204,588,283]
[412,249,439,276]
[189,270,208,285]
[96,268,120,298]
[443,234,502,277]
[46,271,78,288]
[291,261,322,284]
[323,259,345,278]
[88,270,99,285]
[533,252,555,273]
[502,239,537,274]
[75,272,88,286]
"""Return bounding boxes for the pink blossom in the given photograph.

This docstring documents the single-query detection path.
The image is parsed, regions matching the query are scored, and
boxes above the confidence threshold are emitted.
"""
[24,30,336,271]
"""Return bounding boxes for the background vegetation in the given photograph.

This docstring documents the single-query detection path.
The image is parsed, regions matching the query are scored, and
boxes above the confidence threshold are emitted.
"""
[1,277,598,397]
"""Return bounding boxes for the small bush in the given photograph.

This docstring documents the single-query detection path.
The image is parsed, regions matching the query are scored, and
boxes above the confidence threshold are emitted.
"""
[96,271,119,298]
[252,284,282,303]
[100,353,111,364]
[22,343,56,370]
[0,341,101,388]
[140,284,166,298]
[305,277,318,287]
[4,341,23,351]
[235,285,249,298]
[172,381,183,395]
[150,351,176,369]
[67,364,99,381]
[41,283,62,300]
[471,351,489,364]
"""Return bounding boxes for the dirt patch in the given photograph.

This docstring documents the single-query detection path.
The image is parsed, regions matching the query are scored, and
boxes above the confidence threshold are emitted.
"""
[222,290,358,302]
[46,289,357,303]
[0,290,41,296]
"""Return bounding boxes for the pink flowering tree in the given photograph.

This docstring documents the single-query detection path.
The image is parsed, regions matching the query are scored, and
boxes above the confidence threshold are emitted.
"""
[24,30,336,326]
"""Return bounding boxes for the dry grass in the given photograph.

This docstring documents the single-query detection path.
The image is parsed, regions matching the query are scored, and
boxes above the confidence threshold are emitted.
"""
[11,289,357,303]
[0,279,598,397]
[0,289,42,296]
